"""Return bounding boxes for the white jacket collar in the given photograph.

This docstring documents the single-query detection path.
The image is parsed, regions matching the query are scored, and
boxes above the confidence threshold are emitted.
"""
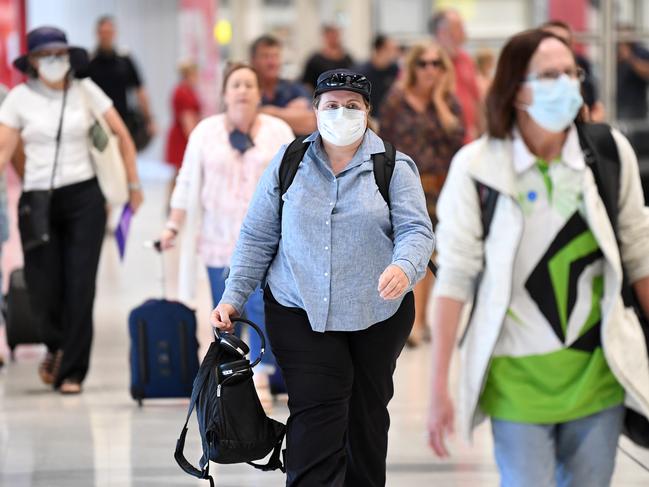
[466,125,585,196]
[512,125,585,173]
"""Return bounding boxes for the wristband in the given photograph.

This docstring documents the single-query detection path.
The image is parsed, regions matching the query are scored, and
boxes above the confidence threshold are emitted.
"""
[165,221,179,235]
[128,182,142,191]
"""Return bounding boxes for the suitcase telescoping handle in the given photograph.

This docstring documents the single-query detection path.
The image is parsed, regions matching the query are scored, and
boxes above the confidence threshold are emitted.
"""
[143,240,167,298]
[213,317,265,368]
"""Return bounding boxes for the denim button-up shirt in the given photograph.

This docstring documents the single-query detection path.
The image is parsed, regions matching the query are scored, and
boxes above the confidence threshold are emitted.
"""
[221,129,435,332]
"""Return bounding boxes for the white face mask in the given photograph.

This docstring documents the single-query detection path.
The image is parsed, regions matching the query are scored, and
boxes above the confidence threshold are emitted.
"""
[317,107,367,147]
[38,54,71,83]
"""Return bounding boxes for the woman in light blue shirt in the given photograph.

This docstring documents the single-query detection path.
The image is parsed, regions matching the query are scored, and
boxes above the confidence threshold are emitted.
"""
[212,69,434,487]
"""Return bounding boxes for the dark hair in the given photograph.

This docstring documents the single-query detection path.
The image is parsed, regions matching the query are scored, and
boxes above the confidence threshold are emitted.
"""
[541,19,572,33]
[486,29,575,138]
[96,15,114,29]
[222,62,260,94]
[249,34,281,59]
[428,11,448,36]
[373,34,387,51]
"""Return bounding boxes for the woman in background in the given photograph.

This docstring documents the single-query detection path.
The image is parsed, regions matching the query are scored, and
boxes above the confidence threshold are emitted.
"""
[159,63,294,412]
[379,42,464,347]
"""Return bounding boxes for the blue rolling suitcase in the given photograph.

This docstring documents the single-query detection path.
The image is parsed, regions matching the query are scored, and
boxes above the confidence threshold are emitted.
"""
[129,243,199,406]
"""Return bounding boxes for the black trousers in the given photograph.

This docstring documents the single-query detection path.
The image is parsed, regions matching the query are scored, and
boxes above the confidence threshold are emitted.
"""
[23,178,106,387]
[264,286,415,487]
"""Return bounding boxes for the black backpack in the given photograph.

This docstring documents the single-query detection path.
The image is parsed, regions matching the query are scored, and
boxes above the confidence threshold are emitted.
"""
[174,318,286,486]
[475,123,649,449]
[279,136,437,275]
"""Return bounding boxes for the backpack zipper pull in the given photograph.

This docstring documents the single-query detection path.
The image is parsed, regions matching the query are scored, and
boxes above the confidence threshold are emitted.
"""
[217,384,221,397]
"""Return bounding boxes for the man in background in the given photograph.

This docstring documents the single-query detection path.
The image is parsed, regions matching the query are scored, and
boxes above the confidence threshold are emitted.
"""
[356,34,400,118]
[301,24,354,91]
[541,20,605,122]
[250,35,315,136]
[87,16,155,150]
[429,9,481,143]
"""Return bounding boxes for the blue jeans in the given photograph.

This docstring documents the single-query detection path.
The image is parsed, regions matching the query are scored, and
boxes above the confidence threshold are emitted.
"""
[491,405,625,487]
[207,267,277,373]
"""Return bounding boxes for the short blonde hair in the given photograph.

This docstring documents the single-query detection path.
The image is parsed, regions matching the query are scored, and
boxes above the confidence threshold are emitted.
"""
[178,60,198,79]
[403,42,455,94]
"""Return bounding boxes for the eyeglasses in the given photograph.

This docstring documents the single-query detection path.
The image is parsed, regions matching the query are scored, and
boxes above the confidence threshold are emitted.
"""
[317,72,370,91]
[525,67,586,83]
[416,59,444,69]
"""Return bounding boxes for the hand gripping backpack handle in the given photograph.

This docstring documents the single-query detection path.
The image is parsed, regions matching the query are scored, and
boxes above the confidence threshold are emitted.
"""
[213,317,266,368]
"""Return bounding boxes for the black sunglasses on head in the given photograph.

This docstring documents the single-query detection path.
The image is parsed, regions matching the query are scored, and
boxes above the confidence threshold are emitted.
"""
[318,73,370,90]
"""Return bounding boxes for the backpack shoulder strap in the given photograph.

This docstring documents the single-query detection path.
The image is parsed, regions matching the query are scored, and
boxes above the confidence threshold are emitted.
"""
[372,141,438,275]
[576,122,620,232]
[475,181,499,240]
[372,140,396,207]
[278,136,310,216]
[174,343,220,485]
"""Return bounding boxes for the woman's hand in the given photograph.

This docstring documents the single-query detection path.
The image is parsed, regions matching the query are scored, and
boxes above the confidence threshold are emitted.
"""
[378,264,409,300]
[158,228,177,251]
[129,188,144,213]
[427,388,455,458]
[433,71,453,104]
[210,303,239,333]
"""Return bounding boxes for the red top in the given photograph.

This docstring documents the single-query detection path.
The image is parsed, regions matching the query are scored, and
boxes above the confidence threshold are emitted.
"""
[165,82,201,168]
[452,50,481,144]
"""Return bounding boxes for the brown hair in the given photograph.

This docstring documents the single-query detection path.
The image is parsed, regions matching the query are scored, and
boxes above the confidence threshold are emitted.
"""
[486,29,573,138]
[403,42,455,95]
[221,62,260,94]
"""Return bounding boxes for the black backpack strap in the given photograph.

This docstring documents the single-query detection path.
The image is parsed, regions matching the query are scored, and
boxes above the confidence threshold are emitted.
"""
[373,141,437,276]
[475,181,499,240]
[247,430,287,472]
[372,140,396,206]
[174,343,219,485]
[576,122,620,232]
[279,136,310,216]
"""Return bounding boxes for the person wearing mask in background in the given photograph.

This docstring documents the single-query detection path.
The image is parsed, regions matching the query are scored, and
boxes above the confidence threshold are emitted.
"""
[427,29,649,486]
[88,16,155,150]
[164,61,201,199]
[159,63,294,412]
[541,20,605,122]
[211,69,434,487]
[429,9,481,143]
[380,43,464,347]
[0,26,143,394]
[301,24,354,91]
[250,34,316,136]
[356,34,400,119]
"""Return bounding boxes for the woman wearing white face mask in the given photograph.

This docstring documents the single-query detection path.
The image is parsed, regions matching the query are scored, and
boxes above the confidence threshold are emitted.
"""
[427,29,649,486]
[0,27,142,394]
[211,69,434,486]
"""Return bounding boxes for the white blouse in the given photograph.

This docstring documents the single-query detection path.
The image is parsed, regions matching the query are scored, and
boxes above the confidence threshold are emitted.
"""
[0,78,112,191]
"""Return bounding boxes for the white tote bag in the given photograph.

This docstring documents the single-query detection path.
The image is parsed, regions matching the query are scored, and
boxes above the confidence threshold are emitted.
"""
[79,83,129,205]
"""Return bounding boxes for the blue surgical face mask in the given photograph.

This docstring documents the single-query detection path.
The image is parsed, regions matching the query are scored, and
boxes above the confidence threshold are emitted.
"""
[525,74,583,133]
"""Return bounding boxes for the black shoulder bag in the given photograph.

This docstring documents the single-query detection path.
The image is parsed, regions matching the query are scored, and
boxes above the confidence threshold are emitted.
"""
[17,84,68,252]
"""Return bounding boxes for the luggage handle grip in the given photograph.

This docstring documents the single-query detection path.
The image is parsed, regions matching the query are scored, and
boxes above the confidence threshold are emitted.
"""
[213,317,265,368]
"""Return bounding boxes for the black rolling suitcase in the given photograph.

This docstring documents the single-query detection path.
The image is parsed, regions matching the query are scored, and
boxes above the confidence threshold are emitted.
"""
[4,268,41,359]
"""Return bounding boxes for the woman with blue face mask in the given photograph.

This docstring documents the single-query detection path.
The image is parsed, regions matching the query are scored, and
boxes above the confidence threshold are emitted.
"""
[211,69,434,486]
[427,29,649,486]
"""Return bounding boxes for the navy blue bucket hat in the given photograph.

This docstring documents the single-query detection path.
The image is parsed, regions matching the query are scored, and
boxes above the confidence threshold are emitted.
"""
[13,26,88,74]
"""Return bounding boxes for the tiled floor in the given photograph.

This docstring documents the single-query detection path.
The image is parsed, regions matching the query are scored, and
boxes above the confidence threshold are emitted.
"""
[1,166,649,486]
